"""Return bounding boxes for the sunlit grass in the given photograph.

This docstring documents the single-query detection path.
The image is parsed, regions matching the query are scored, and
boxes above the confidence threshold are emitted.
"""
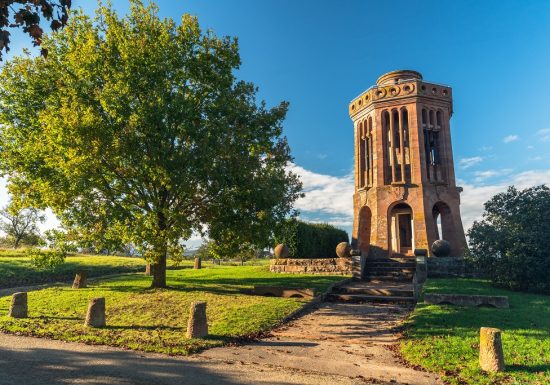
[0,250,147,288]
[0,265,344,355]
[401,278,550,385]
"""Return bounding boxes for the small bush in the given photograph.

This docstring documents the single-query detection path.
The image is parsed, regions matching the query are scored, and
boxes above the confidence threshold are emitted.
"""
[274,219,349,258]
[467,185,550,294]
[27,248,66,270]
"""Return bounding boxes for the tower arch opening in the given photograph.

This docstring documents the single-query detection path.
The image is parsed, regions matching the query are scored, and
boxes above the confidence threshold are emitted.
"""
[388,202,414,256]
[432,201,453,241]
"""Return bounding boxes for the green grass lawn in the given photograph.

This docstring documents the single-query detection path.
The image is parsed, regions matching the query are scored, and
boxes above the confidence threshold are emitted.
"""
[401,278,550,385]
[0,249,148,288]
[0,265,344,355]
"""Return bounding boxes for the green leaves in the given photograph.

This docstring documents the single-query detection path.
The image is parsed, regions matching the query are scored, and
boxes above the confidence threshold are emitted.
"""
[467,185,550,293]
[0,0,301,286]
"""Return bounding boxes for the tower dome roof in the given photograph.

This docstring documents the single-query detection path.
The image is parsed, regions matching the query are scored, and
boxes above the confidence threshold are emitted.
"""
[376,70,423,86]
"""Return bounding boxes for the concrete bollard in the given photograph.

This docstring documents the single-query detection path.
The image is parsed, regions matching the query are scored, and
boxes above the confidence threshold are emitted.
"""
[85,297,106,327]
[479,327,505,372]
[194,257,201,270]
[186,301,208,338]
[9,292,28,318]
[72,271,88,289]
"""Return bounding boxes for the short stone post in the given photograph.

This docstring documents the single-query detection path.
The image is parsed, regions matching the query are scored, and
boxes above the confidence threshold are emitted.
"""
[72,271,87,289]
[414,249,428,284]
[186,301,208,338]
[479,327,505,372]
[85,297,106,327]
[9,292,28,318]
[194,257,201,269]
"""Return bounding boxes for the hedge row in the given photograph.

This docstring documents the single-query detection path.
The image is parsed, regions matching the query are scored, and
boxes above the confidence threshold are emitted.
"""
[274,219,349,259]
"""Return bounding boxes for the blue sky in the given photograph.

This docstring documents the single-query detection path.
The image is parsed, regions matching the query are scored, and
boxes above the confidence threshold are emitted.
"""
[2,0,550,243]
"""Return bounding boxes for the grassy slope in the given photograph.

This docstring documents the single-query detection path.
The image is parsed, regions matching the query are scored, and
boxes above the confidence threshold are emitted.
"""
[401,278,550,385]
[0,265,344,355]
[0,249,147,288]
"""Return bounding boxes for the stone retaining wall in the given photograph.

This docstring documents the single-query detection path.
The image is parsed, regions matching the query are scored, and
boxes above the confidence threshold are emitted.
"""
[270,258,352,275]
[427,257,484,278]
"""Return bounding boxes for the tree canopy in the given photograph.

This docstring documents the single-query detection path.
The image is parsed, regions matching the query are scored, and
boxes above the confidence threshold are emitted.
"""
[468,185,550,294]
[0,0,302,287]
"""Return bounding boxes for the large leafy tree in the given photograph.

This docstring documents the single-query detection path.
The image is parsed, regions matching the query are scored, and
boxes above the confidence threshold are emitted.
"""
[0,1,302,287]
[468,185,550,294]
[0,0,71,60]
[0,205,45,248]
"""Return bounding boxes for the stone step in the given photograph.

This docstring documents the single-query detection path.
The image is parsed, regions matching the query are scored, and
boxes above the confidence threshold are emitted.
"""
[366,257,415,263]
[333,286,413,297]
[364,274,413,282]
[326,293,415,304]
[365,267,415,273]
[365,262,417,269]
[365,270,415,278]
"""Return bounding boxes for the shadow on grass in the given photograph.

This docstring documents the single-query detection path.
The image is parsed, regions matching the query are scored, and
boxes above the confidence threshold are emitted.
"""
[103,325,184,332]
[507,364,550,373]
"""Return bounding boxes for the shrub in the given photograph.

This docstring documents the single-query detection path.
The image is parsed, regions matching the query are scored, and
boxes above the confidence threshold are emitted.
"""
[27,247,66,270]
[275,219,349,258]
[467,185,550,294]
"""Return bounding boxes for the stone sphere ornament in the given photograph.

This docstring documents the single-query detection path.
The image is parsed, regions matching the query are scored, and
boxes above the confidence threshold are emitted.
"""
[432,239,451,257]
[274,244,289,259]
[335,242,352,258]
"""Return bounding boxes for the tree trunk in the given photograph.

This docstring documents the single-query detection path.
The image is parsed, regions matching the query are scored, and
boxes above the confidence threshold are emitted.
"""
[151,251,167,288]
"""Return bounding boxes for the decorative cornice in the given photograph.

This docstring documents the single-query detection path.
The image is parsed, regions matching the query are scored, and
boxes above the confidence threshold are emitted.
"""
[349,80,452,118]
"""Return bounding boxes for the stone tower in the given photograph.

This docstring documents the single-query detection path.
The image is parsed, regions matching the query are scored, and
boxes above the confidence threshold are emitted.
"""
[349,70,467,262]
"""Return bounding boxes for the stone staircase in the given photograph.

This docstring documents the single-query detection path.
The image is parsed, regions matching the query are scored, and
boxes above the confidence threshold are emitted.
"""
[327,257,416,304]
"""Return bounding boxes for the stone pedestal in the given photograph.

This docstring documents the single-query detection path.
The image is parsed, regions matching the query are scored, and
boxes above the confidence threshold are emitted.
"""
[72,271,87,289]
[85,297,106,327]
[186,301,208,338]
[194,257,201,269]
[479,327,505,372]
[9,292,28,318]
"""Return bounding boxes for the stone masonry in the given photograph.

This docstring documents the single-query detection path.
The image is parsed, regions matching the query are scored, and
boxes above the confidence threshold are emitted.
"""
[350,70,467,266]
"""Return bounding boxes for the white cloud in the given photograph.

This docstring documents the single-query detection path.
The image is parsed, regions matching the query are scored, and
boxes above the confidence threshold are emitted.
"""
[503,134,519,143]
[459,169,550,231]
[473,168,513,182]
[536,128,550,142]
[478,145,493,151]
[459,156,483,169]
[288,163,354,224]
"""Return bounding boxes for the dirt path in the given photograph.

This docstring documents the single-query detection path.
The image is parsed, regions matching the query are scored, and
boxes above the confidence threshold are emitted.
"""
[199,301,440,385]
[0,300,439,384]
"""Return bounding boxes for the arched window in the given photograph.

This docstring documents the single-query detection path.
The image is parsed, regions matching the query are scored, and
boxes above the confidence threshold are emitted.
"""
[383,110,392,185]
[423,108,446,182]
[358,120,365,187]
